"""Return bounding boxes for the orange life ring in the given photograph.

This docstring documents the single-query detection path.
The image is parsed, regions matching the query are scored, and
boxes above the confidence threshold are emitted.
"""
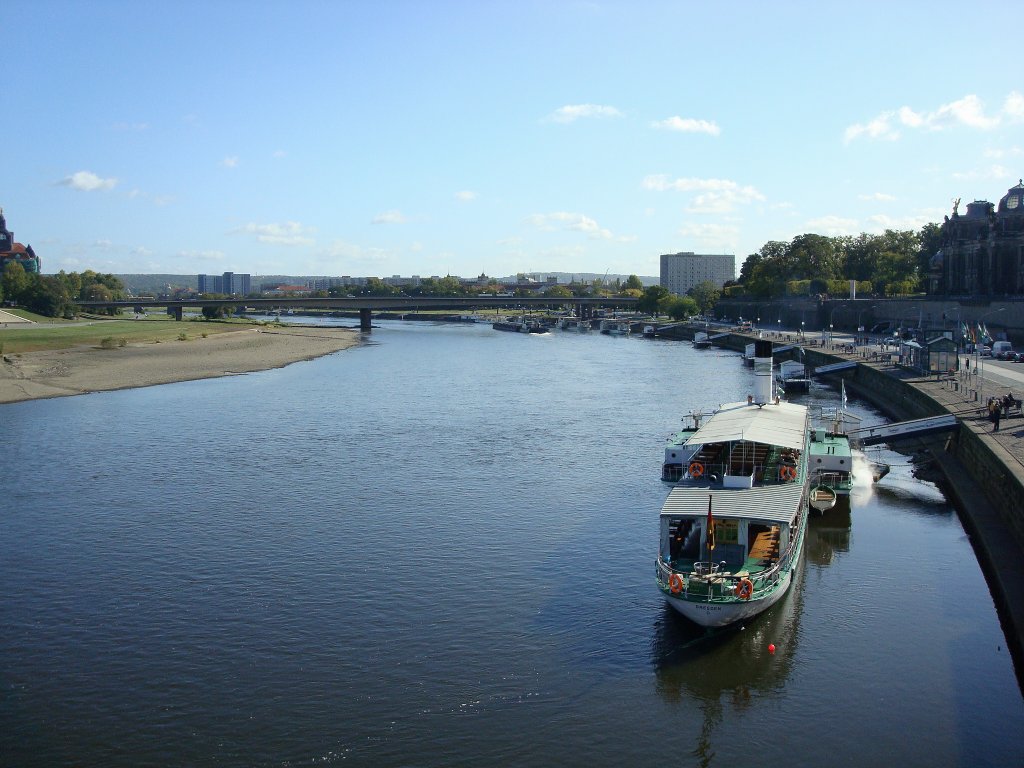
[688,461,705,478]
[735,578,754,600]
[669,573,685,594]
[779,464,797,481]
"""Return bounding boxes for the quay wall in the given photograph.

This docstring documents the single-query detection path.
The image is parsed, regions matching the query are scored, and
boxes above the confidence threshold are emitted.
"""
[703,329,1024,681]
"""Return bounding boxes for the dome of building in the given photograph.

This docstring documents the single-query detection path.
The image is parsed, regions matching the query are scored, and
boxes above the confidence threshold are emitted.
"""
[997,180,1024,215]
[965,200,993,218]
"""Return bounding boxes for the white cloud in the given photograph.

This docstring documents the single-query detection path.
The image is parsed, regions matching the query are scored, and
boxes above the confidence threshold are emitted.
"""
[455,190,478,202]
[235,221,315,246]
[323,240,393,265]
[59,171,118,192]
[1004,91,1024,121]
[951,164,1013,181]
[545,104,623,123]
[527,211,615,240]
[112,121,149,131]
[677,222,739,249]
[93,239,112,249]
[803,215,859,236]
[372,210,407,224]
[272,150,287,158]
[221,156,239,168]
[651,116,720,135]
[643,175,765,214]
[983,146,1023,159]
[845,91,1023,143]
[177,249,227,262]
[858,192,897,202]
[866,211,944,231]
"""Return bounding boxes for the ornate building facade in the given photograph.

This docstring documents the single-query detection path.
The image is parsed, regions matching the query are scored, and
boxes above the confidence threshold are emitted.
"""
[0,207,41,274]
[930,180,1024,295]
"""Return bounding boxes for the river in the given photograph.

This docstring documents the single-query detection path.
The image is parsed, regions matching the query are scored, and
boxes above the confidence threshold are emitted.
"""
[2,319,1022,766]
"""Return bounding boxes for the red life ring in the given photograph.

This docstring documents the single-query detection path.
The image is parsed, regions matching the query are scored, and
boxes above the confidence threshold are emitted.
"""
[668,573,685,594]
[779,464,797,481]
[688,461,705,478]
[735,578,754,600]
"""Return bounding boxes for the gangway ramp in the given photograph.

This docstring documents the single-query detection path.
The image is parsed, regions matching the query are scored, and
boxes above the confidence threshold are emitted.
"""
[814,360,857,375]
[772,344,798,355]
[708,332,731,340]
[847,414,958,446]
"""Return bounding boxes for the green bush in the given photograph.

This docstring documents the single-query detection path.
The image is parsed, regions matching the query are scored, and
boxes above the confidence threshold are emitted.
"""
[177,332,188,341]
[100,337,116,349]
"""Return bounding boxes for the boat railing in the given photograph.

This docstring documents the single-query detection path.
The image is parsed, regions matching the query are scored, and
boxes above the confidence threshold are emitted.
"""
[680,460,804,488]
[657,511,806,603]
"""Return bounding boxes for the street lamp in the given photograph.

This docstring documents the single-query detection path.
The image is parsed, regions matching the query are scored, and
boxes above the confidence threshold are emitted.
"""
[977,307,1005,405]
[857,304,877,346]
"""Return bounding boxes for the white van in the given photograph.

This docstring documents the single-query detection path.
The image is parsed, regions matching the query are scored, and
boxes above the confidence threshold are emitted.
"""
[992,341,1013,358]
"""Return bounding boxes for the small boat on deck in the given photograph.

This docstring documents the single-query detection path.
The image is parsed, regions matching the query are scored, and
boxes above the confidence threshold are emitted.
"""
[655,340,811,628]
[809,484,837,512]
[661,411,707,482]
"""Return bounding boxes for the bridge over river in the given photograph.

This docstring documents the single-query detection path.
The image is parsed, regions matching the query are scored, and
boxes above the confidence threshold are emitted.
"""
[77,295,639,330]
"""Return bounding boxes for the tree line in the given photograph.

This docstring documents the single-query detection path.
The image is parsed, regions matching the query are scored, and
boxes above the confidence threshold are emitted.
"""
[1,262,125,318]
[733,226,939,299]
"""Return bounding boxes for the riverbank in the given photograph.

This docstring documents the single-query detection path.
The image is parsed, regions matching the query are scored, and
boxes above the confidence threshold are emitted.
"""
[0,326,360,404]
[707,326,1024,691]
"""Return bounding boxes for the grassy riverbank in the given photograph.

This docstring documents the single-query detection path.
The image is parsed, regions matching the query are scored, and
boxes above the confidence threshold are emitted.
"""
[0,317,277,354]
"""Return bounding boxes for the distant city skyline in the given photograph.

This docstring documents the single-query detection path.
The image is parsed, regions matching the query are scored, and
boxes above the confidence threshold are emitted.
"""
[4,2,1021,279]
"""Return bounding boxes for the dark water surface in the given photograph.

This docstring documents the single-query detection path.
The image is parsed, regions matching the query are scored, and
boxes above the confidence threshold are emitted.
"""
[2,320,1022,766]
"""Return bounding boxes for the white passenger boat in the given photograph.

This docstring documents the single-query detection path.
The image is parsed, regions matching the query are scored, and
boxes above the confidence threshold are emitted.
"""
[599,319,630,335]
[655,340,811,628]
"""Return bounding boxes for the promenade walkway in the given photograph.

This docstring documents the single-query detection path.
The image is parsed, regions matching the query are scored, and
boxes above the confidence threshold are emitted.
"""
[762,330,1024,682]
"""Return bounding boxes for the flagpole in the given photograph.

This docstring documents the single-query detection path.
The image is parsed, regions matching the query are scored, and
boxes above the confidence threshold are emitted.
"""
[705,495,715,602]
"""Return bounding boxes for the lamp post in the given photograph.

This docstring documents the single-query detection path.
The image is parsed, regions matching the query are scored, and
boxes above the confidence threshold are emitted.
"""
[977,307,1005,405]
[857,304,877,346]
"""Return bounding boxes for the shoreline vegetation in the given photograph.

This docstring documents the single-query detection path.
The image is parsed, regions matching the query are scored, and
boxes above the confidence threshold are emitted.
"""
[0,324,360,405]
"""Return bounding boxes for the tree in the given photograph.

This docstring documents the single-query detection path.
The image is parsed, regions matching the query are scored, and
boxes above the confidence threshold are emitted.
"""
[22,275,73,318]
[688,281,721,314]
[665,295,698,320]
[543,285,572,299]
[637,285,670,315]
[624,274,643,291]
[2,261,31,303]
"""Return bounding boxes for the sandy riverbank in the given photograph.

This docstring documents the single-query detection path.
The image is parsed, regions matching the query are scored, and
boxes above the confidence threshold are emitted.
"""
[0,326,360,404]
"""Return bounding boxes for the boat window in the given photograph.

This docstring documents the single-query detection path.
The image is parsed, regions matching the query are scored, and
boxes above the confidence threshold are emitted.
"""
[669,518,700,561]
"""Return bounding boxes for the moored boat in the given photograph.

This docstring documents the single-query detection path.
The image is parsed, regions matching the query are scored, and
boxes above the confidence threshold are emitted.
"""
[776,359,811,392]
[492,316,549,334]
[692,331,711,349]
[655,340,811,628]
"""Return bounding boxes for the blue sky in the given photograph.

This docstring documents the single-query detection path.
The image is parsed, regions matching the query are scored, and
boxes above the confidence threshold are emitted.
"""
[3,0,1021,280]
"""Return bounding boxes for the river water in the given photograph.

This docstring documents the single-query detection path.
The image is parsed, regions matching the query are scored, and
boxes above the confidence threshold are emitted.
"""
[2,319,1022,767]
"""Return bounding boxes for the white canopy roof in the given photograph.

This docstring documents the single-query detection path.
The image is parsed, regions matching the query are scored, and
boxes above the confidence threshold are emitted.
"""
[684,400,808,451]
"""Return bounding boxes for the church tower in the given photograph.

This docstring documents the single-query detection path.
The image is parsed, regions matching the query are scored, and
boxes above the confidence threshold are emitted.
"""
[0,207,13,254]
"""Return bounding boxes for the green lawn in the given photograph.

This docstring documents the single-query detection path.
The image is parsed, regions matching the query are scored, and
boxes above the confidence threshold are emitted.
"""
[0,317,270,354]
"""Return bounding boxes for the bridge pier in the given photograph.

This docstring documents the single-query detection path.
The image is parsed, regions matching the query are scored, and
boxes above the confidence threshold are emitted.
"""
[167,306,183,321]
[360,308,372,332]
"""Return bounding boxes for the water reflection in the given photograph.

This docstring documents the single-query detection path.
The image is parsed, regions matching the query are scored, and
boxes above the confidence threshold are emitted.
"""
[650,510,859,766]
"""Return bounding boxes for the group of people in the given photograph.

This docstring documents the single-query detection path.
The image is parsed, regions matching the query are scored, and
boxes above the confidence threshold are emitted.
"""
[987,393,1019,431]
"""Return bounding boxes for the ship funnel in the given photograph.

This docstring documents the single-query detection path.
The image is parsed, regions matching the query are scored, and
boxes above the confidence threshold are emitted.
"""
[753,339,774,405]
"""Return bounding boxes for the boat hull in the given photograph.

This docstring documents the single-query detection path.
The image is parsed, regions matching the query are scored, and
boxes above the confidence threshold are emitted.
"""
[662,570,793,627]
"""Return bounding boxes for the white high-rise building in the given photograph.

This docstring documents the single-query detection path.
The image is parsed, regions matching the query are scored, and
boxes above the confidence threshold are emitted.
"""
[659,252,734,295]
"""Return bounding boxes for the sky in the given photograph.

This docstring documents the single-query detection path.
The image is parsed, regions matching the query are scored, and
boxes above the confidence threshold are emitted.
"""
[3,1,1022,281]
